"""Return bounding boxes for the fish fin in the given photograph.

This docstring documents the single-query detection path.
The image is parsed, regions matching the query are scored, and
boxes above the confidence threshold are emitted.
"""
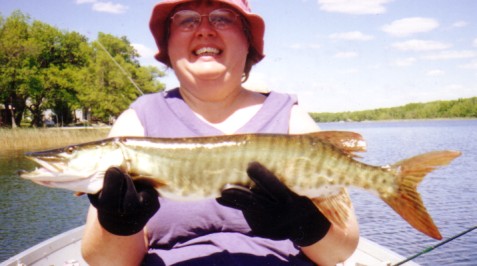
[311,187,352,229]
[307,131,367,156]
[382,150,461,240]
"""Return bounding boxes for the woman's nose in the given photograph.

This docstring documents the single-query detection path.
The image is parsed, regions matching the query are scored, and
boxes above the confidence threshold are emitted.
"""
[195,18,217,37]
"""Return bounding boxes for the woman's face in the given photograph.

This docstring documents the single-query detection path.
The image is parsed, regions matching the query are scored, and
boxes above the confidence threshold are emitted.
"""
[167,1,249,85]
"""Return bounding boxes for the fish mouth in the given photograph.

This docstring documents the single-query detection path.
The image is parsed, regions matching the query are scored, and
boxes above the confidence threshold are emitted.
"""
[25,147,72,173]
[19,167,104,194]
[28,157,64,173]
[19,155,66,182]
[20,157,89,183]
[20,165,61,181]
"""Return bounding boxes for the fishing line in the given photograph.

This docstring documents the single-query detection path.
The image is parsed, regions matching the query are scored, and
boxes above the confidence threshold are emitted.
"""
[393,225,477,266]
[97,41,144,96]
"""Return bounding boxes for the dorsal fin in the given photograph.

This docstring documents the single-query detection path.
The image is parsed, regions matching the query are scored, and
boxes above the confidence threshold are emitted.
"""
[307,131,367,155]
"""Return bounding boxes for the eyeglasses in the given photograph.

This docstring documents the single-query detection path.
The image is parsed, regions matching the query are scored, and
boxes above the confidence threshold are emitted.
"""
[170,9,240,32]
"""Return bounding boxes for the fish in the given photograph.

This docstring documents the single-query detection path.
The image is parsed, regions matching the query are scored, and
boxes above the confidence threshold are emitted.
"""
[20,131,461,240]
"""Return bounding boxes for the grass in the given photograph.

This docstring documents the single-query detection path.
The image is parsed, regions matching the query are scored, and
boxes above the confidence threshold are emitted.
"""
[0,127,110,153]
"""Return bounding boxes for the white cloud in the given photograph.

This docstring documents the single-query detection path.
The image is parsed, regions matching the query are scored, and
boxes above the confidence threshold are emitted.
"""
[132,43,156,59]
[422,50,477,60]
[329,31,374,41]
[289,43,321,50]
[459,60,477,70]
[334,51,358,58]
[392,39,450,51]
[394,57,416,67]
[317,0,392,15]
[132,44,161,67]
[76,0,128,14]
[473,38,477,47]
[426,69,445,76]
[342,68,359,74]
[382,17,439,37]
[92,2,128,14]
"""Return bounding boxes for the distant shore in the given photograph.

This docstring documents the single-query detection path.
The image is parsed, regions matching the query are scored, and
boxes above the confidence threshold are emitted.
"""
[317,117,477,123]
[0,127,110,153]
[310,97,477,122]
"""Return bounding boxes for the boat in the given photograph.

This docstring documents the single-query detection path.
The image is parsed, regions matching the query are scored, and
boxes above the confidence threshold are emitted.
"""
[1,226,418,266]
[1,226,85,266]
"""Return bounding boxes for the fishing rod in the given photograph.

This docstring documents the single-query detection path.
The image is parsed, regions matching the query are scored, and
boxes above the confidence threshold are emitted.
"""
[97,41,144,96]
[393,225,477,266]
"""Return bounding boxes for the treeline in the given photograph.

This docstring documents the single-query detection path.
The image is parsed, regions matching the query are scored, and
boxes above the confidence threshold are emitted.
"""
[0,11,165,128]
[310,97,477,122]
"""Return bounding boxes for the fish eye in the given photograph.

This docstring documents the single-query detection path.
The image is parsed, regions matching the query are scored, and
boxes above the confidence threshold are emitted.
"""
[66,146,76,154]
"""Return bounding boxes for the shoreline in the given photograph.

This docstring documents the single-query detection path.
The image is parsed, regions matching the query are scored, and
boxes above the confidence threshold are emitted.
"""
[2,118,476,151]
[317,117,477,123]
[0,127,110,153]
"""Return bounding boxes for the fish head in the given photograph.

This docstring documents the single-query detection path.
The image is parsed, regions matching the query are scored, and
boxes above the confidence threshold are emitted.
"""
[20,138,125,194]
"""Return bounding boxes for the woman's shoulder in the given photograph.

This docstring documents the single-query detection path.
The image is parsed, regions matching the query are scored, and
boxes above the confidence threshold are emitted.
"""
[289,105,320,134]
[108,109,145,137]
[259,89,318,134]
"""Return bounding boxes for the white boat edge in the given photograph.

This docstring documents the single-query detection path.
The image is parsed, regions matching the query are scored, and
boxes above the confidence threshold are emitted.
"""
[1,226,85,266]
[1,226,419,266]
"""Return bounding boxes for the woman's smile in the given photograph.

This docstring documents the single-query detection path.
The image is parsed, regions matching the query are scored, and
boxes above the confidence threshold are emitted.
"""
[194,47,221,57]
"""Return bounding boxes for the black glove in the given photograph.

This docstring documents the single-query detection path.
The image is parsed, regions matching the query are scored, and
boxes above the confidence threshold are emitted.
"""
[217,162,331,247]
[88,167,160,236]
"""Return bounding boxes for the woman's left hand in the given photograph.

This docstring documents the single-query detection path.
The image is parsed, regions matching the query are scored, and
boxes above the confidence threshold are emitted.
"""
[217,162,331,247]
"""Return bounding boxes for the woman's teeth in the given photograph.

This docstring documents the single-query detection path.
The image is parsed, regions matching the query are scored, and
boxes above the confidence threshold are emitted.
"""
[195,47,220,56]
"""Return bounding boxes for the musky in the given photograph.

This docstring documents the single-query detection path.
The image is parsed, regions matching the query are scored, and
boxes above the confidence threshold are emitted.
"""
[2,0,476,112]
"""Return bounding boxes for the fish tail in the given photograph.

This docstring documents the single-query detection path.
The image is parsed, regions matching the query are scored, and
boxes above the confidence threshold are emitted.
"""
[382,150,461,240]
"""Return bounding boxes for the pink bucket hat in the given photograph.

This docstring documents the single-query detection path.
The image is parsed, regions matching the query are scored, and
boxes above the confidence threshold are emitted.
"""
[149,0,265,65]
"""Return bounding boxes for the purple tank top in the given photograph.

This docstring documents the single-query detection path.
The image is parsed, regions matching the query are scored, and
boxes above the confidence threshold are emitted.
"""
[130,88,314,265]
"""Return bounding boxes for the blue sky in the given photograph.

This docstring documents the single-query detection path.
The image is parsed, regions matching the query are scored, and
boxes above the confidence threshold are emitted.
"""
[1,0,476,112]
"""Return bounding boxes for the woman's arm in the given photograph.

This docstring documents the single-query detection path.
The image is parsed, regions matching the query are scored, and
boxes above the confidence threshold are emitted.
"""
[301,210,359,265]
[289,105,360,265]
[82,207,148,265]
[82,109,148,265]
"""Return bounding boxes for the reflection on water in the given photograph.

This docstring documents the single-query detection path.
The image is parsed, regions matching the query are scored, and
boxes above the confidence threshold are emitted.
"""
[0,120,476,265]
[320,120,477,266]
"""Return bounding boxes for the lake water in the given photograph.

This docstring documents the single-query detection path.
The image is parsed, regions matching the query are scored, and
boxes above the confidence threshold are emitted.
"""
[0,120,476,265]
[0,151,90,263]
[319,120,477,265]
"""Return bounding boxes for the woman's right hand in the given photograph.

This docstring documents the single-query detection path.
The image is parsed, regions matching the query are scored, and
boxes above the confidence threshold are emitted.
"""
[87,167,160,236]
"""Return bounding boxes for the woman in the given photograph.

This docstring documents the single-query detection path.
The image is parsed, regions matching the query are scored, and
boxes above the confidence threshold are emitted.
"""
[81,0,359,265]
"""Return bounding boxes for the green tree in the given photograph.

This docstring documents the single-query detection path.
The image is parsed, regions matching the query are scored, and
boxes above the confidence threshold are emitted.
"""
[77,33,164,123]
[0,11,32,127]
[1,11,165,127]
[0,11,89,127]
[311,97,477,122]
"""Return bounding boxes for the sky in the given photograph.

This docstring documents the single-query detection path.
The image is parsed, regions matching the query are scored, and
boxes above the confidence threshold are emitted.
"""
[1,0,476,112]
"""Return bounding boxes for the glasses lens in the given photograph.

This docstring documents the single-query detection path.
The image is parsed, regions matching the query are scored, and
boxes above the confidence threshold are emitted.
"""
[209,9,237,30]
[172,10,201,31]
[171,9,238,31]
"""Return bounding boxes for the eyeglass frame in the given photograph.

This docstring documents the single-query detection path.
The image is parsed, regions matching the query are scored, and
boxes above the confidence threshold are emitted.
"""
[169,8,242,32]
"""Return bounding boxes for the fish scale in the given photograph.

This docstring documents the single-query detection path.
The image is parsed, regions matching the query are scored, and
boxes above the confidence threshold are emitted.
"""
[20,131,461,240]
